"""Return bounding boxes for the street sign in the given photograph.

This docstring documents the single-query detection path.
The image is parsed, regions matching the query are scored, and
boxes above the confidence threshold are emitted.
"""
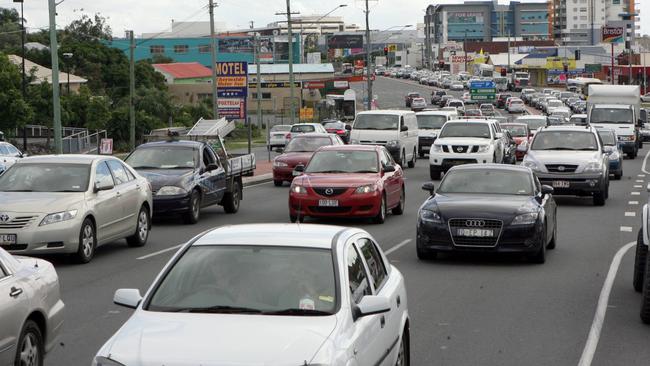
[470,88,496,94]
[216,61,248,119]
[99,138,113,155]
[469,80,496,101]
[469,80,496,89]
[471,95,496,101]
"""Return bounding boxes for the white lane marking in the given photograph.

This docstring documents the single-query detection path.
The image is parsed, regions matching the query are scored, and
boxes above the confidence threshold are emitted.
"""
[620,226,633,232]
[577,242,635,366]
[625,212,636,217]
[643,149,650,174]
[631,192,641,196]
[637,180,645,183]
[137,244,183,260]
[629,201,639,205]
[635,185,643,188]
[639,174,647,177]
[244,181,272,189]
[385,239,412,256]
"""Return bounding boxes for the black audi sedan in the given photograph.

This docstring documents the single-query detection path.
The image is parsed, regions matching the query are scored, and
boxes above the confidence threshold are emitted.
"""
[416,164,557,263]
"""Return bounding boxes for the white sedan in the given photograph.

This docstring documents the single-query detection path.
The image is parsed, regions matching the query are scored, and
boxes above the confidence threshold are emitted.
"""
[0,248,65,366]
[95,224,410,366]
[0,141,25,175]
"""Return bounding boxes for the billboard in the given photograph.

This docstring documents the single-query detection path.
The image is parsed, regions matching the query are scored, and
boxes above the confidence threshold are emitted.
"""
[216,61,248,120]
[327,35,364,49]
[602,26,625,44]
[448,12,484,24]
[218,38,254,54]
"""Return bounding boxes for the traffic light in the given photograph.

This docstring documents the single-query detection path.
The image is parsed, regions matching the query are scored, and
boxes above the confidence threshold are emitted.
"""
[563,63,569,73]
[574,49,581,61]
[438,59,445,69]
[384,47,388,56]
[500,68,507,77]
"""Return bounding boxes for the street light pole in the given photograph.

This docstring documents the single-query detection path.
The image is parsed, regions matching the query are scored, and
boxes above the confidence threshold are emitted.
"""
[47,0,62,154]
[364,0,373,111]
[208,0,219,120]
[14,0,27,151]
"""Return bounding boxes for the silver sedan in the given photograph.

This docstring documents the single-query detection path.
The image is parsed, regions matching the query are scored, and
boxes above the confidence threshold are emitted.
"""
[0,247,64,366]
[0,155,153,263]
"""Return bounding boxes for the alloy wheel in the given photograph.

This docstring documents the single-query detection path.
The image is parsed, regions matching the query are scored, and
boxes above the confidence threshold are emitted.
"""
[19,332,39,366]
[138,210,149,242]
[82,224,94,258]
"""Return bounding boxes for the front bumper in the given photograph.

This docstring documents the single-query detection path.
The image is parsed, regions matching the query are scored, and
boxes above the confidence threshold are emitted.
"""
[1,215,83,255]
[273,166,295,182]
[429,151,493,170]
[535,172,605,195]
[153,194,192,215]
[289,191,381,218]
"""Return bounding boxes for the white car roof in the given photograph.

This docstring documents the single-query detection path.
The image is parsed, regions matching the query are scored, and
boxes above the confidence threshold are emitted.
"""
[18,154,110,164]
[571,114,588,118]
[448,119,496,124]
[416,110,457,116]
[516,115,547,121]
[293,123,322,127]
[357,110,415,116]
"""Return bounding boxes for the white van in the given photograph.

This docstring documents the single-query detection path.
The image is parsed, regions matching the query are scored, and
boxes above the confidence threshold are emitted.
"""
[350,110,419,168]
[416,110,458,158]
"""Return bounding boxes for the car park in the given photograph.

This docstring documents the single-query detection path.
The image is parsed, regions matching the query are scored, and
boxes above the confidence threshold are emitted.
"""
[0,247,65,365]
[273,133,344,186]
[351,110,419,168]
[597,129,623,180]
[95,224,410,366]
[501,123,531,160]
[289,145,405,223]
[416,110,458,158]
[322,120,352,144]
[0,155,153,263]
[521,125,609,206]
[416,164,557,263]
[410,97,427,111]
[287,123,328,142]
[0,141,25,175]
[268,125,292,150]
[126,138,251,224]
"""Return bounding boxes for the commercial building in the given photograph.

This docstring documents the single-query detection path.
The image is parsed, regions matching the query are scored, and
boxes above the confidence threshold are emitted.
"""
[268,15,360,35]
[141,21,227,39]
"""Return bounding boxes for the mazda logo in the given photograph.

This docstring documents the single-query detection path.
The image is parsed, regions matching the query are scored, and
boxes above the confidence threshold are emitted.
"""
[558,166,565,172]
[325,188,334,195]
[465,220,485,227]
[0,214,10,223]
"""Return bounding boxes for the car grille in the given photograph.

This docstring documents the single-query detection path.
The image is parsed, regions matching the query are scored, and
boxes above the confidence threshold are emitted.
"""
[545,164,578,173]
[448,218,503,247]
[312,187,348,197]
[0,216,38,229]
[309,206,351,214]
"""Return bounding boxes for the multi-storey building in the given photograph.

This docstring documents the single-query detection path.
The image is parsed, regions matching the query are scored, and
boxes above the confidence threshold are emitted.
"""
[268,15,360,35]
[551,0,637,45]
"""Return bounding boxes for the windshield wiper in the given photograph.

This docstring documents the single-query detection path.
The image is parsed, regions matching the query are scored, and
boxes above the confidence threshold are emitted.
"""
[263,308,331,316]
[131,165,160,169]
[311,170,346,173]
[175,305,263,314]
[539,147,575,151]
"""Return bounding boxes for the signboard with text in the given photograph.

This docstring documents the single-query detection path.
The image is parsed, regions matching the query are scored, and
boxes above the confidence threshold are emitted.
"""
[601,26,625,44]
[99,138,113,155]
[217,61,248,119]
[469,80,496,101]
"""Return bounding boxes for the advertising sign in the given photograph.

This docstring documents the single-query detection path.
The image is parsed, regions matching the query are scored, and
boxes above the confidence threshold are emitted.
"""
[448,12,484,24]
[304,81,325,89]
[218,38,254,54]
[388,44,397,52]
[333,80,349,89]
[247,82,301,89]
[216,61,248,119]
[327,35,364,49]
[99,138,113,155]
[217,99,246,119]
[602,26,625,44]
[545,57,577,70]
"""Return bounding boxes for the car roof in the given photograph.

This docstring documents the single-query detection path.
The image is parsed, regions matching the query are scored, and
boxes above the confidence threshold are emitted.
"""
[417,110,457,116]
[449,163,532,174]
[501,123,528,127]
[318,144,380,152]
[17,154,109,164]
[137,140,204,148]
[447,119,494,124]
[516,115,547,120]
[357,110,415,116]
[291,133,333,138]
[292,123,322,127]
[571,114,588,118]
[193,224,352,249]
[540,125,596,133]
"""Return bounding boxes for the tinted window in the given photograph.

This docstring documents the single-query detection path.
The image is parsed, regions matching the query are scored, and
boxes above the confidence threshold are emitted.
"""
[590,108,633,124]
[306,150,378,174]
[502,125,527,137]
[354,114,399,130]
[357,238,387,290]
[347,245,372,304]
[439,123,491,139]
[531,131,598,151]
[126,147,197,169]
[107,160,131,185]
[0,163,90,192]
[323,122,345,130]
[95,162,114,188]
[271,125,291,133]
[417,115,447,129]
[438,169,534,195]
[598,131,616,146]
[291,125,316,133]
[202,147,217,167]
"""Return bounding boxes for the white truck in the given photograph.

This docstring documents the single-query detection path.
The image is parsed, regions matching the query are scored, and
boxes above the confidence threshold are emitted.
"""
[508,71,530,92]
[587,85,642,159]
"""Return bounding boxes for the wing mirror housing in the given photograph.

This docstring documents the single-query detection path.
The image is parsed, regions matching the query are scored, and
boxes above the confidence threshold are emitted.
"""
[275,147,284,154]
[293,164,305,176]
[113,289,143,309]
[206,163,220,172]
[352,295,391,321]
[541,185,554,196]
[422,182,435,196]
[94,180,114,193]
[400,125,408,132]
[345,124,352,131]
[383,165,396,173]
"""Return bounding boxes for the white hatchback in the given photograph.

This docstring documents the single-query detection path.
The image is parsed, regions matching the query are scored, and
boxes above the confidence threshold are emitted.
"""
[95,224,411,366]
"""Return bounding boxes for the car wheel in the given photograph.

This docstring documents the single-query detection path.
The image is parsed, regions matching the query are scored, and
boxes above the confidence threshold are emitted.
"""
[392,187,405,215]
[373,194,387,224]
[74,218,96,264]
[395,326,410,366]
[419,151,426,159]
[273,180,283,187]
[634,228,647,292]
[614,172,622,180]
[429,166,441,180]
[183,190,201,224]
[529,230,546,264]
[399,151,407,167]
[223,180,241,214]
[407,148,416,168]
[593,191,606,206]
[127,206,150,247]
[547,221,557,250]
[14,320,44,366]
[641,251,650,323]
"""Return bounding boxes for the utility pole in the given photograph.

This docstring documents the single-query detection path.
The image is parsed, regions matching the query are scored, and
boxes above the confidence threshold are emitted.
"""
[463,30,468,73]
[48,0,62,154]
[209,0,219,120]
[364,0,373,110]
[14,0,27,150]
[286,0,297,124]
[127,30,135,150]
[507,31,511,73]
[254,34,267,162]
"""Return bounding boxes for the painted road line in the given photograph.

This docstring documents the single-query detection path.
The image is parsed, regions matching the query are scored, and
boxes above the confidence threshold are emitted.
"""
[620,226,633,232]
[629,201,639,205]
[577,242,635,366]
[625,212,636,217]
[385,239,412,256]
[639,174,647,177]
[137,244,184,260]
[635,185,643,188]
[637,180,645,183]
[632,192,641,196]
[642,148,650,174]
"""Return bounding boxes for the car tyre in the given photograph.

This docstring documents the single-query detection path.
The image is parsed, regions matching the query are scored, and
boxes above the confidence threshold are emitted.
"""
[273,180,283,187]
[14,320,44,366]
[396,326,410,366]
[593,191,606,206]
[407,148,416,168]
[127,206,150,247]
[634,228,647,292]
[641,250,650,323]
[373,194,387,224]
[614,172,622,180]
[399,150,407,168]
[223,180,241,214]
[529,231,546,264]
[74,218,96,264]
[183,189,201,224]
[547,220,557,250]
[392,187,405,215]
[429,166,441,180]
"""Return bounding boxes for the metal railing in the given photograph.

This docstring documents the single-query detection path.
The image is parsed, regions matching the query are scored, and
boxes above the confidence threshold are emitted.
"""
[15,125,88,139]
[62,130,107,154]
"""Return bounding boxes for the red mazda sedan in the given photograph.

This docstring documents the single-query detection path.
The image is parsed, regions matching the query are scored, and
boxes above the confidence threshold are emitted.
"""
[501,123,531,160]
[289,145,405,224]
[273,133,344,186]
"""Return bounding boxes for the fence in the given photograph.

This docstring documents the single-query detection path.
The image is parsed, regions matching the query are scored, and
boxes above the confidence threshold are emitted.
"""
[62,130,107,154]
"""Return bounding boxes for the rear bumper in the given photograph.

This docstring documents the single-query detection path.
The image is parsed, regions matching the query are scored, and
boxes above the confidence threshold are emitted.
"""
[619,140,637,153]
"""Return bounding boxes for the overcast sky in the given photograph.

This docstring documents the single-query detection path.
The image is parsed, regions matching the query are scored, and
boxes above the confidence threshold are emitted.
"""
[5,0,649,38]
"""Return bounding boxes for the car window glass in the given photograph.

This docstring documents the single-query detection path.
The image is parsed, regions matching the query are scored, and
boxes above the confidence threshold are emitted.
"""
[379,150,389,167]
[0,146,9,155]
[203,147,216,167]
[0,261,6,278]
[7,145,19,155]
[95,161,115,188]
[107,160,130,185]
[357,238,387,290]
[124,165,136,180]
[347,244,372,304]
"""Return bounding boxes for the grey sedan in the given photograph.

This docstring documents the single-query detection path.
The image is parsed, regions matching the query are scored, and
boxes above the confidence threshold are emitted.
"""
[0,247,64,366]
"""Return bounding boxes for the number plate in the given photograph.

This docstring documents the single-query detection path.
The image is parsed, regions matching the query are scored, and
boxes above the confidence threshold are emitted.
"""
[552,181,570,188]
[0,234,17,246]
[319,199,339,207]
[456,229,494,237]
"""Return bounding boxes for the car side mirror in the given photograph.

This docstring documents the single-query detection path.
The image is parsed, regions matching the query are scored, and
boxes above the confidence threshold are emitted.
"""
[353,295,391,321]
[345,124,352,131]
[383,165,396,173]
[275,147,284,154]
[206,163,220,172]
[422,182,435,195]
[20,152,27,158]
[400,125,408,132]
[113,288,142,309]
[541,185,554,196]
[293,164,305,176]
[94,179,114,193]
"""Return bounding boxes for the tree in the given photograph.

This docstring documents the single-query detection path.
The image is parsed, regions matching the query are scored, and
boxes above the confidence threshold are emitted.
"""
[0,8,21,53]
[0,53,33,132]
[64,14,112,42]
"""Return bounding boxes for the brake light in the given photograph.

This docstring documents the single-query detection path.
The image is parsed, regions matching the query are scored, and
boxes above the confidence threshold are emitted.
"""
[285,133,292,139]
[336,130,346,135]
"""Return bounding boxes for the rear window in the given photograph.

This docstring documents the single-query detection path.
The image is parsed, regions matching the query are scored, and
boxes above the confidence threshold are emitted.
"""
[291,125,316,133]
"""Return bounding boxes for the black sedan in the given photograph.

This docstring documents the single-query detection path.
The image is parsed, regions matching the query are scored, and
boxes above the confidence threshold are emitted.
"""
[416,164,557,263]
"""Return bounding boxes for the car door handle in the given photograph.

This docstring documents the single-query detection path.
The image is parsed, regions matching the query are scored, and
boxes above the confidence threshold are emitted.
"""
[396,296,401,308]
[380,315,386,329]
[10,287,22,298]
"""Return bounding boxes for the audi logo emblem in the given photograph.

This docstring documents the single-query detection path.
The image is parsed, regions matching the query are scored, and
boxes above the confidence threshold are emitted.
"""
[0,214,10,223]
[465,220,485,227]
[325,188,334,195]
[557,166,565,172]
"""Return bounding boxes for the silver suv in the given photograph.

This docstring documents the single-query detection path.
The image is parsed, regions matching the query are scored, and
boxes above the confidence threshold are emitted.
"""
[521,125,609,206]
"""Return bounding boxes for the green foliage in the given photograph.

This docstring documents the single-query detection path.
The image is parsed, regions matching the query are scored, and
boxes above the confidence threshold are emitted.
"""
[0,54,33,132]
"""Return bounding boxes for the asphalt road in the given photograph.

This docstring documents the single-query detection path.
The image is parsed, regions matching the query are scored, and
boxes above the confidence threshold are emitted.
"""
[44,77,650,366]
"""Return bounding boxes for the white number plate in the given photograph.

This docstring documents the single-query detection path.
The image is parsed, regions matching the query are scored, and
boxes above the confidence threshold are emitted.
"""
[319,200,339,207]
[552,181,570,188]
[0,234,17,246]
[456,229,494,237]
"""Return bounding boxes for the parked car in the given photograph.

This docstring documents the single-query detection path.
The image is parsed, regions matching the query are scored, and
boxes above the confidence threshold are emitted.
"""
[0,155,153,263]
[0,141,26,175]
[597,128,623,180]
[95,224,410,366]
[322,120,351,144]
[0,248,65,365]
[267,124,292,150]
[273,133,344,186]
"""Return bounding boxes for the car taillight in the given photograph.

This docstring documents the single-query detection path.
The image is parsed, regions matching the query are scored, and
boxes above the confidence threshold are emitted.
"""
[285,133,292,139]
[336,130,346,135]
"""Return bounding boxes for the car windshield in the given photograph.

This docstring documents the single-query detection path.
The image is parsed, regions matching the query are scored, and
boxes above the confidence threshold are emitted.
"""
[323,122,345,130]
[284,137,333,153]
[517,118,548,130]
[439,123,491,139]
[147,245,336,315]
[438,169,533,195]
[126,147,197,169]
[0,145,15,156]
[0,163,90,192]
[590,108,633,124]
[291,125,316,133]
[354,114,399,130]
[598,132,617,146]
[502,125,527,137]
[306,150,378,173]
[531,131,598,151]
[480,105,493,110]
[271,125,291,133]
[548,101,564,108]
[417,115,447,129]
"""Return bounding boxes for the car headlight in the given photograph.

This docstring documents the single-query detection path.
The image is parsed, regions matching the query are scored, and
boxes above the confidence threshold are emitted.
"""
[431,144,443,152]
[609,151,620,160]
[522,159,541,172]
[419,209,442,223]
[92,356,126,366]
[355,184,378,194]
[511,212,539,225]
[291,185,307,194]
[584,160,603,173]
[39,210,78,226]
[386,140,401,148]
[156,186,188,196]
[476,145,490,153]
[273,160,288,167]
